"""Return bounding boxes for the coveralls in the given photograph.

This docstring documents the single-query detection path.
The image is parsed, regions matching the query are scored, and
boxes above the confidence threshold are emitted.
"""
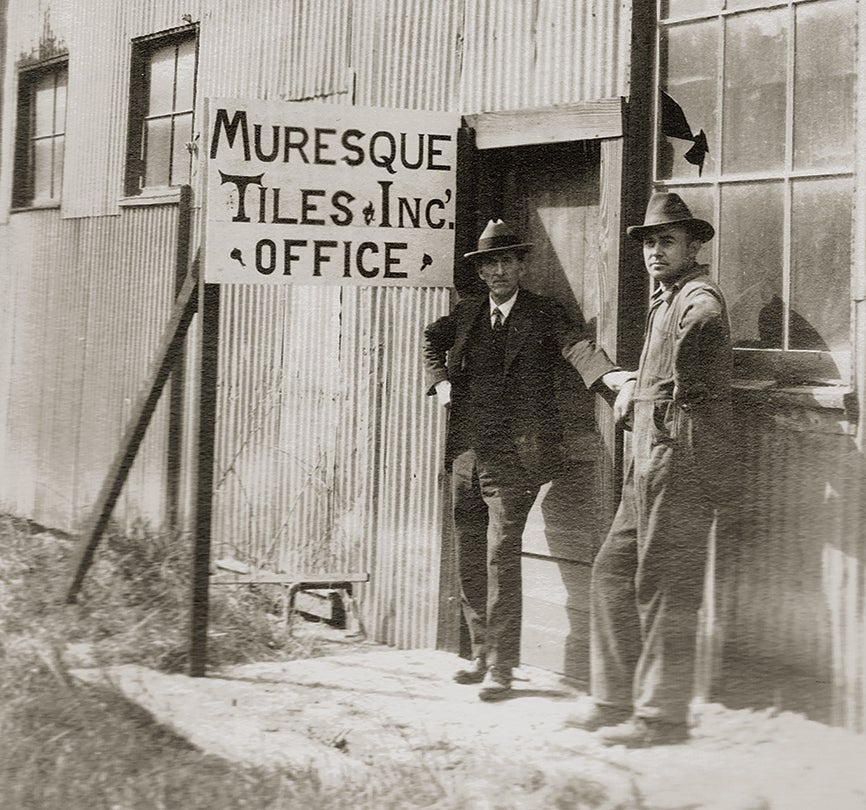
[590,264,733,725]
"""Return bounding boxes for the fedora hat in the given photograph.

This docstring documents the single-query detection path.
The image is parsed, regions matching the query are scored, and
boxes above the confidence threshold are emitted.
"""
[464,219,532,259]
[626,192,714,242]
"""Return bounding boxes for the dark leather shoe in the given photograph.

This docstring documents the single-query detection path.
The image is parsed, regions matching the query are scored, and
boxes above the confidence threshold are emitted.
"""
[563,703,632,731]
[597,717,689,747]
[478,668,512,702]
[453,657,486,684]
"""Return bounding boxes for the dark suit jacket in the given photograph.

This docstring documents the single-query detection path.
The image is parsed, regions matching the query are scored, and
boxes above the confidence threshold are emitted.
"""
[423,288,616,484]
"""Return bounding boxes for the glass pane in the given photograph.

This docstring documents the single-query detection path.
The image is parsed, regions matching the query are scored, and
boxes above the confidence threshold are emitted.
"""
[722,10,787,174]
[718,182,784,348]
[32,138,53,202]
[790,177,851,353]
[144,117,171,187]
[54,70,68,132]
[53,135,64,199]
[660,0,720,18]
[148,44,176,116]
[793,0,855,171]
[658,20,719,180]
[33,74,56,136]
[724,0,770,9]
[174,38,196,111]
[170,113,193,185]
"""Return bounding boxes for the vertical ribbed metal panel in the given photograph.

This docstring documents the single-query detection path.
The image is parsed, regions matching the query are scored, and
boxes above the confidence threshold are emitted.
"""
[352,0,463,110]
[0,206,179,531]
[369,286,450,647]
[458,0,630,112]
[198,0,351,102]
[729,423,866,732]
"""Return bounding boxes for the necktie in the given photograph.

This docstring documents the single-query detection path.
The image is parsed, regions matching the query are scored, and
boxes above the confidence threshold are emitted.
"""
[492,307,504,331]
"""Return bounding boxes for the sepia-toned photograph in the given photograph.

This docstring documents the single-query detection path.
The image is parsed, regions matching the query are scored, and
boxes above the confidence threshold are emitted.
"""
[1,1,864,808]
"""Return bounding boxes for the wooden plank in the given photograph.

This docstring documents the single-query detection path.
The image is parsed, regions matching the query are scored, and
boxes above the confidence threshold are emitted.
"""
[465,99,623,151]
[189,281,220,677]
[520,556,592,682]
[64,265,199,603]
[167,185,192,530]
[211,571,370,586]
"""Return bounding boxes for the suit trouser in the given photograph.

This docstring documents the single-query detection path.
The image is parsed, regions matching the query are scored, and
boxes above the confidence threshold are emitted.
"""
[589,445,713,724]
[452,447,539,671]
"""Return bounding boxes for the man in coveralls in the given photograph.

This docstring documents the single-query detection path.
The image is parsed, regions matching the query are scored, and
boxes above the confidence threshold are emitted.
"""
[423,219,628,701]
[566,192,733,746]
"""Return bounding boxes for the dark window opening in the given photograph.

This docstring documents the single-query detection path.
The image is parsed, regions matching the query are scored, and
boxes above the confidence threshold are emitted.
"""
[13,56,68,208]
[126,26,197,196]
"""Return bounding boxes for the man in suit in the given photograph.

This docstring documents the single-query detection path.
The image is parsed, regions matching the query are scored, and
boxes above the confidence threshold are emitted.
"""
[565,192,733,745]
[423,219,628,701]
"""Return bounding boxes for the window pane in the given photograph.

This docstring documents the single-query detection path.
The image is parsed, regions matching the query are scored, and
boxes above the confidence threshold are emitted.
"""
[722,10,786,174]
[718,182,784,349]
[174,38,196,111]
[32,138,54,202]
[790,177,851,353]
[724,0,771,9]
[148,44,176,116]
[33,74,57,136]
[54,70,67,133]
[793,0,855,171]
[660,0,720,18]
[658,20,719,180]
[170,112,193,185]
[144,117,172,187]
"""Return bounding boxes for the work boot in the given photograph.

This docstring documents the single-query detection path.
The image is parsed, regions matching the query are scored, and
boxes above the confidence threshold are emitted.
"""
[453,657,486,685]
[478,667,512,701]
[563,702,632,732]
[597,716,689,748]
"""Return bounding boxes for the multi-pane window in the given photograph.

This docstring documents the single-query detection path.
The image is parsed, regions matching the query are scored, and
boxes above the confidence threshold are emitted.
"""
[13,58,68,208]
[656,0,855,381]
[126,28,197,195]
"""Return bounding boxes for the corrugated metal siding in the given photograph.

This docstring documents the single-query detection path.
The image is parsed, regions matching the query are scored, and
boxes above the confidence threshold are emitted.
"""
[458,0,630,111]
[353,0,464,111]
[728,421,866,731]
[0,205,180,530]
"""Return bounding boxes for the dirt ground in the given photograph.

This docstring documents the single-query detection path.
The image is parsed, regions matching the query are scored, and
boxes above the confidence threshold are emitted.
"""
[69,623,866,810]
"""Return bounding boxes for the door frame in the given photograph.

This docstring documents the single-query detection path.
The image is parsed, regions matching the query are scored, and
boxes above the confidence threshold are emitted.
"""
[436,98,642,654]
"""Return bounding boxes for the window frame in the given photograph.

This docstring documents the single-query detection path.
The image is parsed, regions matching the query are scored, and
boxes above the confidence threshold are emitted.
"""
[12,54,69,211]
[125,24,198,198]
[653,0,855,386]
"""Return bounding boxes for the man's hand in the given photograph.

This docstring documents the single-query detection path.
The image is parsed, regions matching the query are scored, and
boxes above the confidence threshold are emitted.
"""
[601,370,636,393]
[613,378,636,428]
[435,380,452,407]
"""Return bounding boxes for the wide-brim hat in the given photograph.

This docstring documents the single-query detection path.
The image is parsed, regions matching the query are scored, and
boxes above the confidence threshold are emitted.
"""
[626,192,715,242]
[464,219,532,259]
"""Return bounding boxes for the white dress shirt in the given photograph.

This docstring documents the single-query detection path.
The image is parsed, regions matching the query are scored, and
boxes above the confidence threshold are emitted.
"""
[489,291,518,327]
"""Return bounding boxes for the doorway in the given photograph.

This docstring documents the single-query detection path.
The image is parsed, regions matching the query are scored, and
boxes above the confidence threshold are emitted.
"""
[472,140,610,683]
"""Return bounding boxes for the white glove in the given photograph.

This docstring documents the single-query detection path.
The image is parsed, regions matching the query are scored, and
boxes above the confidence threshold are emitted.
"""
[435,380,452,407]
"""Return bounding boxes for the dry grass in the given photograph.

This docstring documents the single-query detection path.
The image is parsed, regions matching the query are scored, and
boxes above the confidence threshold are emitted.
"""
[0,516,462,810]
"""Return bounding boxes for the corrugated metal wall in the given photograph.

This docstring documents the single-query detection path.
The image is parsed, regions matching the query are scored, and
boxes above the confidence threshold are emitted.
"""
[0,0,633,652]
[726,414,866,731]
[0,205,179,529]
[6,0,864,732]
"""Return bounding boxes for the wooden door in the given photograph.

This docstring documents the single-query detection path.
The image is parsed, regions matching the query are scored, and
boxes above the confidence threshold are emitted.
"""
[476,141,610,684]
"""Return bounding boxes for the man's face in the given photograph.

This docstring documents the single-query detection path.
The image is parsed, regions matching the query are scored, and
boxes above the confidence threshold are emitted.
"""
[642,226,701,286]
[478,250,522,303]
